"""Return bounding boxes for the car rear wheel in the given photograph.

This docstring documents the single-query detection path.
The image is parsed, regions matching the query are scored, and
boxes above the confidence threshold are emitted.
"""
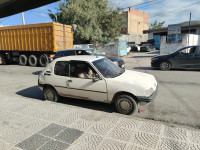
[160,61,171,71]
[39,55,48,67]
[115,95,137,115]
[44,87,60,102]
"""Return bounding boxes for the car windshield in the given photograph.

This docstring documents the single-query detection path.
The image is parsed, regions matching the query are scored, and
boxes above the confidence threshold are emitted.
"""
[92,58,124,78]
[142,44,150,46]
[85,49,104,56]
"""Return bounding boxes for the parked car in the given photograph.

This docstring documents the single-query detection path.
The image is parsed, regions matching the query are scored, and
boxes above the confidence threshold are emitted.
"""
[52,49,125,69]
[38,56,158,115]
[151,45,200,70]
[0,53,5,64]
[140,43,155,52]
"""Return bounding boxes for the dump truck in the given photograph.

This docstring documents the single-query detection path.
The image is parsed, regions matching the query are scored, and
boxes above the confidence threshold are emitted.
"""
[0,22,73,66]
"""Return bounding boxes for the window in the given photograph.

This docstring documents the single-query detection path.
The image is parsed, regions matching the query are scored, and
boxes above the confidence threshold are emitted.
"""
[64,51,75,56]
[70,61,97,79]
[167,34,182,43]
[54,61,69,76]
[179,47,196,54]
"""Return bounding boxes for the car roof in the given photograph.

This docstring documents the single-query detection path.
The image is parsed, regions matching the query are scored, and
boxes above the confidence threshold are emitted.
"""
[53,55,105,62]
[55,49,93,53]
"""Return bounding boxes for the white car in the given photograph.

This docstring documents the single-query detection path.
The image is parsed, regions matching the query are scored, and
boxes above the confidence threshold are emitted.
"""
[38,56,157,115]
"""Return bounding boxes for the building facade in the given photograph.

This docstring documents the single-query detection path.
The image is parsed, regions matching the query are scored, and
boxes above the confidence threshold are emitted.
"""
[121,8,150,44]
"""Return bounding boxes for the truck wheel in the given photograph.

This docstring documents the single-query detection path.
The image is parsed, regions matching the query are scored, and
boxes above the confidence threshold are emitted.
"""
[39,55,48,67]
[28,55,38,67]
[115,95,137,115]
[44,87,60,102]
[160,61,171,71]
[19,55,28,66]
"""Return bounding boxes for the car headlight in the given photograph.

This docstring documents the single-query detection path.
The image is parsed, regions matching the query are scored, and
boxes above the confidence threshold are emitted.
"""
[112,61,118,66]
[145,88,154,97]
[152,58,159,61]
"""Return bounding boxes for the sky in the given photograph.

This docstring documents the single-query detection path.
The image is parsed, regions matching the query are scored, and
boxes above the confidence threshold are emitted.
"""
[0,0,199,27]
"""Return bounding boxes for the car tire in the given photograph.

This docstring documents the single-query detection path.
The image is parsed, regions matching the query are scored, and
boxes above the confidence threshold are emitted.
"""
[160,61,171,71]
[115,95,137,115]
[28,55,38,67]
[19,54,28,66]
[44,87,60,102]
[39,55,48,67]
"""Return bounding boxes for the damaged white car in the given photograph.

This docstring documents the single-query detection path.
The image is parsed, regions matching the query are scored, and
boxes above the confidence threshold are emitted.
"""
[38,56,158,115]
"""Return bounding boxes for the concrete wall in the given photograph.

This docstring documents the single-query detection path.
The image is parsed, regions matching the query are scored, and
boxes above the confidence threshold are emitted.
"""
[160,34,200,55]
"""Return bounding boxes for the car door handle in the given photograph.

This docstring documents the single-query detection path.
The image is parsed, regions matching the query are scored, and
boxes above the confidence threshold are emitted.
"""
[67,80,72,82]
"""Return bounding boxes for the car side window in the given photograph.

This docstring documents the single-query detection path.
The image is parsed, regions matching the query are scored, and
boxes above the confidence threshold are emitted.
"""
[180,47,196,54]
[70,61,97,79]
[54,61,69,76]
[64,51,75,56]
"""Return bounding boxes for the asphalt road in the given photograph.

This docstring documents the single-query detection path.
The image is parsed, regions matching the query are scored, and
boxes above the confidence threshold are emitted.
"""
[0,51,200,128]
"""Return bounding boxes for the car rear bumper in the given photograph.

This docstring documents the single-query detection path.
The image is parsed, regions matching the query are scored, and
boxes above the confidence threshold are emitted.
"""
[138,86,158,104]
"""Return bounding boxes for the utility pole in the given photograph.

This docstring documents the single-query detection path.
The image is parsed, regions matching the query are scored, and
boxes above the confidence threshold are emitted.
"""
[188,12,191,46]
[21,12,25,25]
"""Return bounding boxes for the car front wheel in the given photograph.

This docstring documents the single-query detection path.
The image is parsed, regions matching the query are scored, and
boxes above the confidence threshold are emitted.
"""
[160,61,171,71]
[115,95,137,115]
[44,87,60,102]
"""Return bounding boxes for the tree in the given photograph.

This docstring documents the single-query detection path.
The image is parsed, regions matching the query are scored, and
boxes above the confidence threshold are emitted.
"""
[150,20,165,29]
[49,0,125,44]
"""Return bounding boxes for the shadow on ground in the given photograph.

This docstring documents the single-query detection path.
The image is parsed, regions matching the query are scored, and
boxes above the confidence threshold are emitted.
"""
[16,86,44,100]
[16,86,114,113]
[134,67,155,70]
[32,71,42,75]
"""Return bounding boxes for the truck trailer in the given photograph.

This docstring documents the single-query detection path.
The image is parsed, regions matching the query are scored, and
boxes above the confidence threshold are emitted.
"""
[0,22,73,66]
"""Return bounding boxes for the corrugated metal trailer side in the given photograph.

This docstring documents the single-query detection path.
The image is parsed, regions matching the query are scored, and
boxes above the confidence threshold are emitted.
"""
[0,22,73,66]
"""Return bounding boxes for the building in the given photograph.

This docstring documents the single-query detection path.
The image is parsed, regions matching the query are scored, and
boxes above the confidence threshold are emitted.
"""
[121,8,150,44]
[144,21,200,51]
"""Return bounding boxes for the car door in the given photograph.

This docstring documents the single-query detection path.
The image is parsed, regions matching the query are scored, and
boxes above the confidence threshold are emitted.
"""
[171,46,196,68]
[48,61,71,97]
[67,60,108,102]
[194,46,200,68]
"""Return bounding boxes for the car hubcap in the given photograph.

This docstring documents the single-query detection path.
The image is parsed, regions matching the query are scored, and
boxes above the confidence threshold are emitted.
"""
[161,62,169,70]
[46,90,54,101]
[118,98,132,112]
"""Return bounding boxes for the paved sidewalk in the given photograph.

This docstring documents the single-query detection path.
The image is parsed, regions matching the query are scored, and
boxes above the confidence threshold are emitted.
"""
[0,93,200,150]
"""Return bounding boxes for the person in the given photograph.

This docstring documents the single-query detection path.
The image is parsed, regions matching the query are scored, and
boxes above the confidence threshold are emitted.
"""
[189,47,195,53]
[78,67,96,79]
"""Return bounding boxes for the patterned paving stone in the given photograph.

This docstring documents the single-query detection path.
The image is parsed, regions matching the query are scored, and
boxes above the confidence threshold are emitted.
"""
[97,138,127,150]
[163,126,188,142]
[16,134,50,150]
[87,122,113,136]
[190,144,200,150]
[68,144,90,150]
[55,128,83,144]
[69,119,95,131]
[159,138,189,150]
[23,120,50,133]
[10,117,38,129]
[117,118,142,131]
[18,107,48,118]
[81,111,106,122]
[74,133,103,150]
[38,140,69,150]
[126,144,151,150]
[139,122,163,135]
[56,114,80,126]
[99,115,120,124]
[39,112,62,122]
[1,128,32,145]
[0,111,23,124]
[190,131,200,144]
[38,123,66,138]
[108,127,134,142]
[129,131,159,149]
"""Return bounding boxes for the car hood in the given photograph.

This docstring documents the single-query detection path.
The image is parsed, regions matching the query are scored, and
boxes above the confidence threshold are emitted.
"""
[153,54,170,59]
[114,70,157,90]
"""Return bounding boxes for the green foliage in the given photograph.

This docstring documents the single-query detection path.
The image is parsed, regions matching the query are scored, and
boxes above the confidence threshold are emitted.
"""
[150,20,165,29]
[49,0,125,44]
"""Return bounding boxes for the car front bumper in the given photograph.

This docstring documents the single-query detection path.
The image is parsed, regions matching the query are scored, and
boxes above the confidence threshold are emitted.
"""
[138,86,158,105]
